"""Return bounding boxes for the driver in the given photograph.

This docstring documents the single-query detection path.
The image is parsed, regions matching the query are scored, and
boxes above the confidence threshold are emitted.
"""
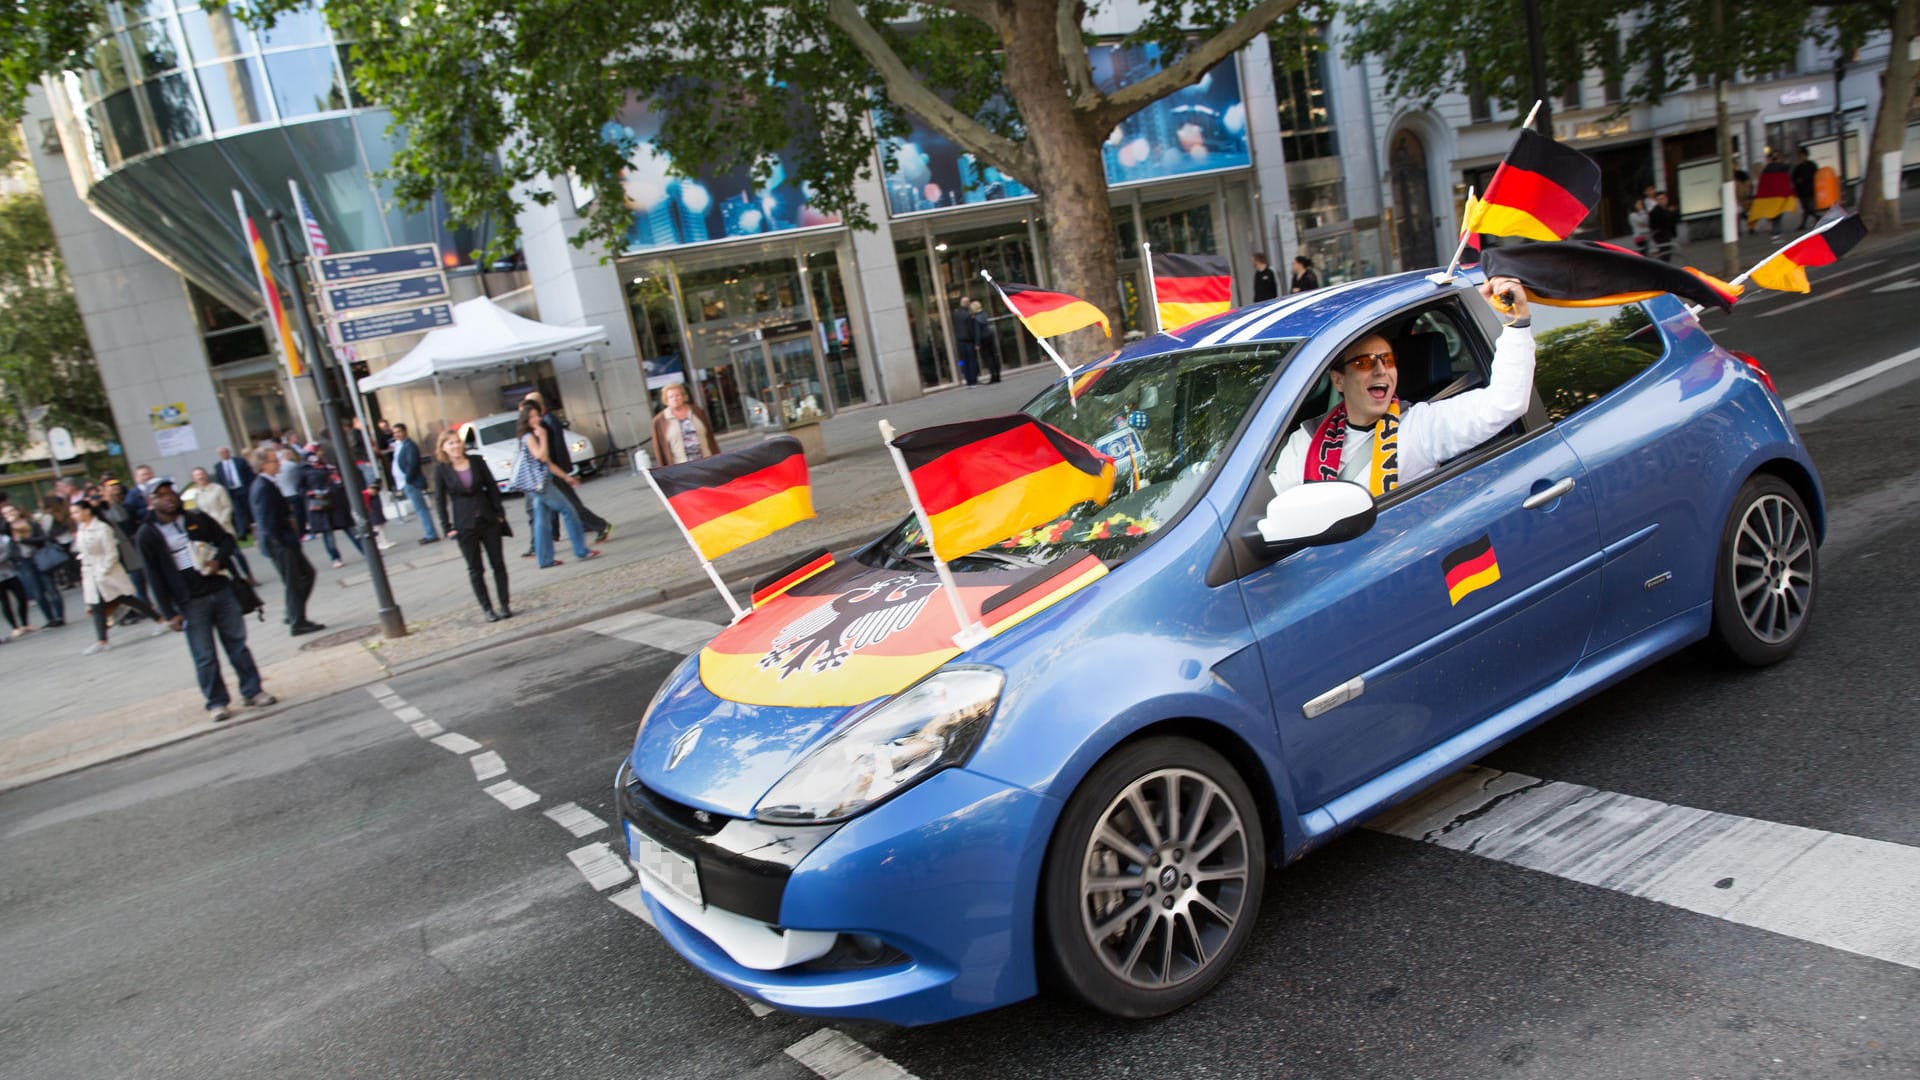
[1270,277,1535,497]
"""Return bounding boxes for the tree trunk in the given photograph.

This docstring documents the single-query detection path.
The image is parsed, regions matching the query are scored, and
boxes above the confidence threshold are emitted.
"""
[1859,0,1916,234]
[999,0,1121,366]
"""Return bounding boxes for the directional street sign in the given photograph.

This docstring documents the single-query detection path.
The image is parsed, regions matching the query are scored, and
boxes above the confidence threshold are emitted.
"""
[316,243,441,283]
[323,271,449,314]
[335,303,454,345]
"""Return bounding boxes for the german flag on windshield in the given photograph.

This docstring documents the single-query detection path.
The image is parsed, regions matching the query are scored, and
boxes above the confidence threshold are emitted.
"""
[1748,215,1866,294]
[890,415,1115,562]
[1482,241,1742,312]
[1149,252,1233,331]
[650,437,813,560]
[1465,128,1602,242]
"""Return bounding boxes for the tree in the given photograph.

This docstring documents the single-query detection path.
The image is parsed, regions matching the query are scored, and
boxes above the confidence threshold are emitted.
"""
[0,126,116,456]
[1819,0,1917,234]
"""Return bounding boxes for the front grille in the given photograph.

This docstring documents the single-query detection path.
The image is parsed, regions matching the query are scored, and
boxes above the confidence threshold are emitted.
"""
[628,779,728,836]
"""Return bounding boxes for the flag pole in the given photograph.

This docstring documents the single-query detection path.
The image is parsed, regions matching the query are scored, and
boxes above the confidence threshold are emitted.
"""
[235,189,313,443]
[1429,184,1478,284]
[878,420,988,649]
[1140,241,1161,335]
[980,270,1075,381]
[639,465,747,622]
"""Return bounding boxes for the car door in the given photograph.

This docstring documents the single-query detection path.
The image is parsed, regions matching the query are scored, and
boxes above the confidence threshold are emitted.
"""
[1231,329,1603,816]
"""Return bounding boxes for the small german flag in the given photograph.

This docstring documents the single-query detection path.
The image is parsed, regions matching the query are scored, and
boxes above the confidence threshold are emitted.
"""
[1748,215,1867,294]
[1748,163,1797,225]
[1149,252,1233,331]
[650,437,812,560]
[750,549,835,608]
[1442,534,1501,606]
[1482,241,1742,312]
[998,282,1111,340]
[1465,128,1603,242]
[891,415,1115,562]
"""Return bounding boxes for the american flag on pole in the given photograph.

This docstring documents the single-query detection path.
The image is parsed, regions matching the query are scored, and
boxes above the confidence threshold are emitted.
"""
[291,181,329,257]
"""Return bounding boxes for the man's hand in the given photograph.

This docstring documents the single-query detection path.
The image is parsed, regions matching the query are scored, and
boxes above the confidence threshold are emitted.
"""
[168,615,185,632]
[446,529,459,538]
[1480,276,1531,322]
[567,475,582,488]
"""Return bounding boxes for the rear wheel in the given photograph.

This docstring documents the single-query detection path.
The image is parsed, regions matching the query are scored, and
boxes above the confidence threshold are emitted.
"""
[1710,474,1816,666]
[1041,737,1265,1018]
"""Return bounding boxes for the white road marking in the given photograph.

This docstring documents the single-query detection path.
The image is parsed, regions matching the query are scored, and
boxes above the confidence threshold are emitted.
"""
[1871,279,1920,293]
[1371,766,1920,971]
[409,719,444,738]
[393,705,425,723]
[544,802,609,837]
[483,780,540,810]
[786,1029,919,1080]
[469,751,507,781]
[430,732,482,754]
[568,842,634,891]
[1759,265,1919,317]
[579,611,726,655]
[1783,345,1920,413]
[368,683,394,700]
[734,990,775,1018]
[607,884,654,926]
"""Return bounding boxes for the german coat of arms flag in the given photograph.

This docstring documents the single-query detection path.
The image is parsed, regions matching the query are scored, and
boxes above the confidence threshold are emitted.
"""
[890,415,1115,563]
[650,437,812,560]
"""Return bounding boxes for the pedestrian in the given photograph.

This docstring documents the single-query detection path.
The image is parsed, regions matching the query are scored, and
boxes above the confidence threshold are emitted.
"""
[1733,167,1754,233]
[210,445,256,540]
[274,441,307,537]
[72,497,162,654]
[135,482,276,721]
[1649,192,1679,262]
[1290,255,1319,293]
[515,399,600,569]
[1628,197,1652,254]
[4,501,68,628]
[525,392,610,542]
[35,494,79,590]
[1791,148,1818,231]
[249,446,324,636]
[1251,253,1279,302]
[0,527,36,636]
[98,478,153,613]
[434,430,512,621]
[650,383,720,465]
[951,292,978,386]
[126,464,159,520]
[301,447,363,568]
[388,423,441,544]
[968,301,1002,383]
[186,468,256,584]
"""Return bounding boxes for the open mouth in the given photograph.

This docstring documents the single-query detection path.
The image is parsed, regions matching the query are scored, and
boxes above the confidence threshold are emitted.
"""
[1367,381,1390,402]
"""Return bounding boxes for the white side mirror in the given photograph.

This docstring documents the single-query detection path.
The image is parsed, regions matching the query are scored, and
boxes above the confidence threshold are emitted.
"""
[1256,480,1377,547]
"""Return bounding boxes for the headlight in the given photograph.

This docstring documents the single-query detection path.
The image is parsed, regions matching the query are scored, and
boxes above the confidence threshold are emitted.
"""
[570,439,587,452]
[755,667,1005,824]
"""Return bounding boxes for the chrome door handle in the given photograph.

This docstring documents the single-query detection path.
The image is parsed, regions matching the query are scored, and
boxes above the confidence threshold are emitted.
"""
[1523,477,1577,510]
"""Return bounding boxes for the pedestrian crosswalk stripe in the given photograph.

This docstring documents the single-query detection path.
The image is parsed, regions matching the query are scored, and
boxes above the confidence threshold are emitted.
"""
[430,732,481,754]
[545,802,609,837]
[470,751,506,781]
[568,842,633,891]
[483,779,539,810]
[409,719,443,738]
[393,705,425,723]
[786,1029,919,1080]
[580,611,725,655]
[607,884,653,926]
[1371,766,1920,971]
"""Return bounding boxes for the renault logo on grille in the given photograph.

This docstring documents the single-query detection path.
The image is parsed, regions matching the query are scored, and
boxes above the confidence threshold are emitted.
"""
[666,725,702,771]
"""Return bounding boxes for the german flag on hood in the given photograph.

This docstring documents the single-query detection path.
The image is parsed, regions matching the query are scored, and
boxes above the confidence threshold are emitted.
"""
[1482,241,1743,312]
[1748,215,1866,294]
[1466,128,1603,242]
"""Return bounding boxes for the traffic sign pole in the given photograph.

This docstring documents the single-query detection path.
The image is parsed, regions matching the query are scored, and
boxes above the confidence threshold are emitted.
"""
[266,209,408,640]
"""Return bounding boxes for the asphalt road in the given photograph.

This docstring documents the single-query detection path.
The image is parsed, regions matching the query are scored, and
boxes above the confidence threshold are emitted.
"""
[4,250,1917,1079]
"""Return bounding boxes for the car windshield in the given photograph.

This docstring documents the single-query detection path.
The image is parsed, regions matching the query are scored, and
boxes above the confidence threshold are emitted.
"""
[476,419,518,445]
[871,342,1299,570]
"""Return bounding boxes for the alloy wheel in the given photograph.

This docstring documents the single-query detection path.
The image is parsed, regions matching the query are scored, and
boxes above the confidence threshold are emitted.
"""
[1731,492,1813,645]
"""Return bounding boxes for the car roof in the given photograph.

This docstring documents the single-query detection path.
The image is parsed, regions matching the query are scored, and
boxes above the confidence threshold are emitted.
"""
[462,412,521,427]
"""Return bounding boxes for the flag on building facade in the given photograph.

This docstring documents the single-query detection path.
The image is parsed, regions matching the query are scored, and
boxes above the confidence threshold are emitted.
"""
[649,437,814,560]
[888,415,1115,562]
[1464,128,1603,242]
[235,193,304,378]
[994,283,1111,340]
[1748,163,1797,225]
[1482,241,1742,312]
[1747,215,1867,293]
[1148,252,1233,331]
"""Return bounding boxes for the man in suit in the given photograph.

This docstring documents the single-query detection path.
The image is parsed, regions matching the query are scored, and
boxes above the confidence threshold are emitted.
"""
[249,446,323,636]
[389,423,440,544]
[211,445,256,540]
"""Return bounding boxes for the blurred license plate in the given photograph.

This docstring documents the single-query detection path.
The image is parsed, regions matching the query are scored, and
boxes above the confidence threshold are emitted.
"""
[628,823,703,906]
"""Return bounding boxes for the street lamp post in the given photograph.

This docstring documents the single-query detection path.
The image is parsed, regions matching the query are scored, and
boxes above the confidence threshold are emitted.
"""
[264,209,408,639]
[1832,54,1848,206]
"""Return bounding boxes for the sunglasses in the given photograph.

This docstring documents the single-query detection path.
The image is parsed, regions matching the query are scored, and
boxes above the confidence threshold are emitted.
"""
[1340,351,1396,374]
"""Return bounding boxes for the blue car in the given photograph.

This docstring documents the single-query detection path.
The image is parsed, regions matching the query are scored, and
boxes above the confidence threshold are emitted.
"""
[616,268,1822,1025]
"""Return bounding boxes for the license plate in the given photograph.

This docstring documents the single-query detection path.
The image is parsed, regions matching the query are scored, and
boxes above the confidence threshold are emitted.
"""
[628,822,703,906]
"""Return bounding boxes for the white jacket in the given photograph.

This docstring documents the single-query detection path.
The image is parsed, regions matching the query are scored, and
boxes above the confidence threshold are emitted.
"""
[75,518,137,606]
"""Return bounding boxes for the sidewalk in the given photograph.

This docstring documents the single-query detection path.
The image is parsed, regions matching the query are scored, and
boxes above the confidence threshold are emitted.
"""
[0,368,1056,792]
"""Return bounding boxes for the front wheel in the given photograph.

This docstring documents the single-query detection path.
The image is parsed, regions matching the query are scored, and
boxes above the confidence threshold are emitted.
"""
[1709,473,1817,666]
[1040,737,1265,1018]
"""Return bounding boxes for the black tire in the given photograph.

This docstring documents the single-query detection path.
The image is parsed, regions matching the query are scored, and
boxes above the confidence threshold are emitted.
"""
[1709,473,1817,666]
[1040,736,1265,1018]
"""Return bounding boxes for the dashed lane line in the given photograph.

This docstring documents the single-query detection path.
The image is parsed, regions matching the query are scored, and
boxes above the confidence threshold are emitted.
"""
[1759,264,1920,317]
[409,719,444,738]
[1370,765,1920,971]
[607,884,653,926]
[483,780,540,810]
[567,842,634,891]
[544,802,609,837]
[470,751,506,780]
[392,705,426,723]
[430,732,482,754]
[786,1029,920,1080]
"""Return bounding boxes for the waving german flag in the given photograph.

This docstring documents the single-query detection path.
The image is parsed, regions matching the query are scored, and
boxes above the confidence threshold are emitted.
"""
[1482,241,1742,312]
[650,437,812,560]
[997,283,1111,339]
[1150,252,1232,331]
[1465,128,1603,242]
[1748,163,1797,225]
[891,415,1115,562]
[1748,215,1866,293]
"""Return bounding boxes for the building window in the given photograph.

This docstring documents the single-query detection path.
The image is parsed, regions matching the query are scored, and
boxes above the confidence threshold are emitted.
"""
[1466,63,1492,124]
[1273,25,1337,162]
[1601,33,1624,105]
[1290,178,1347,234]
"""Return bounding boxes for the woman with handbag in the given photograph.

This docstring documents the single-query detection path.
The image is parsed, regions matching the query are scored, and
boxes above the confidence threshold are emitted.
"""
[0,532,35,636]
[71,498,162,654]
[301,448,363,568]
[36,495,80,589]
[434,430,513,621]
[3,501,67,627]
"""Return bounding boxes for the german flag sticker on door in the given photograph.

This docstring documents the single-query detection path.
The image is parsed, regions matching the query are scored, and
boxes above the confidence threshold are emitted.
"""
[1442,534,1502,606]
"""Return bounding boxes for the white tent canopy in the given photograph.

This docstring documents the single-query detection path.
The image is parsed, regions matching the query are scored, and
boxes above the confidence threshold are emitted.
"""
[356,296,609,392]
